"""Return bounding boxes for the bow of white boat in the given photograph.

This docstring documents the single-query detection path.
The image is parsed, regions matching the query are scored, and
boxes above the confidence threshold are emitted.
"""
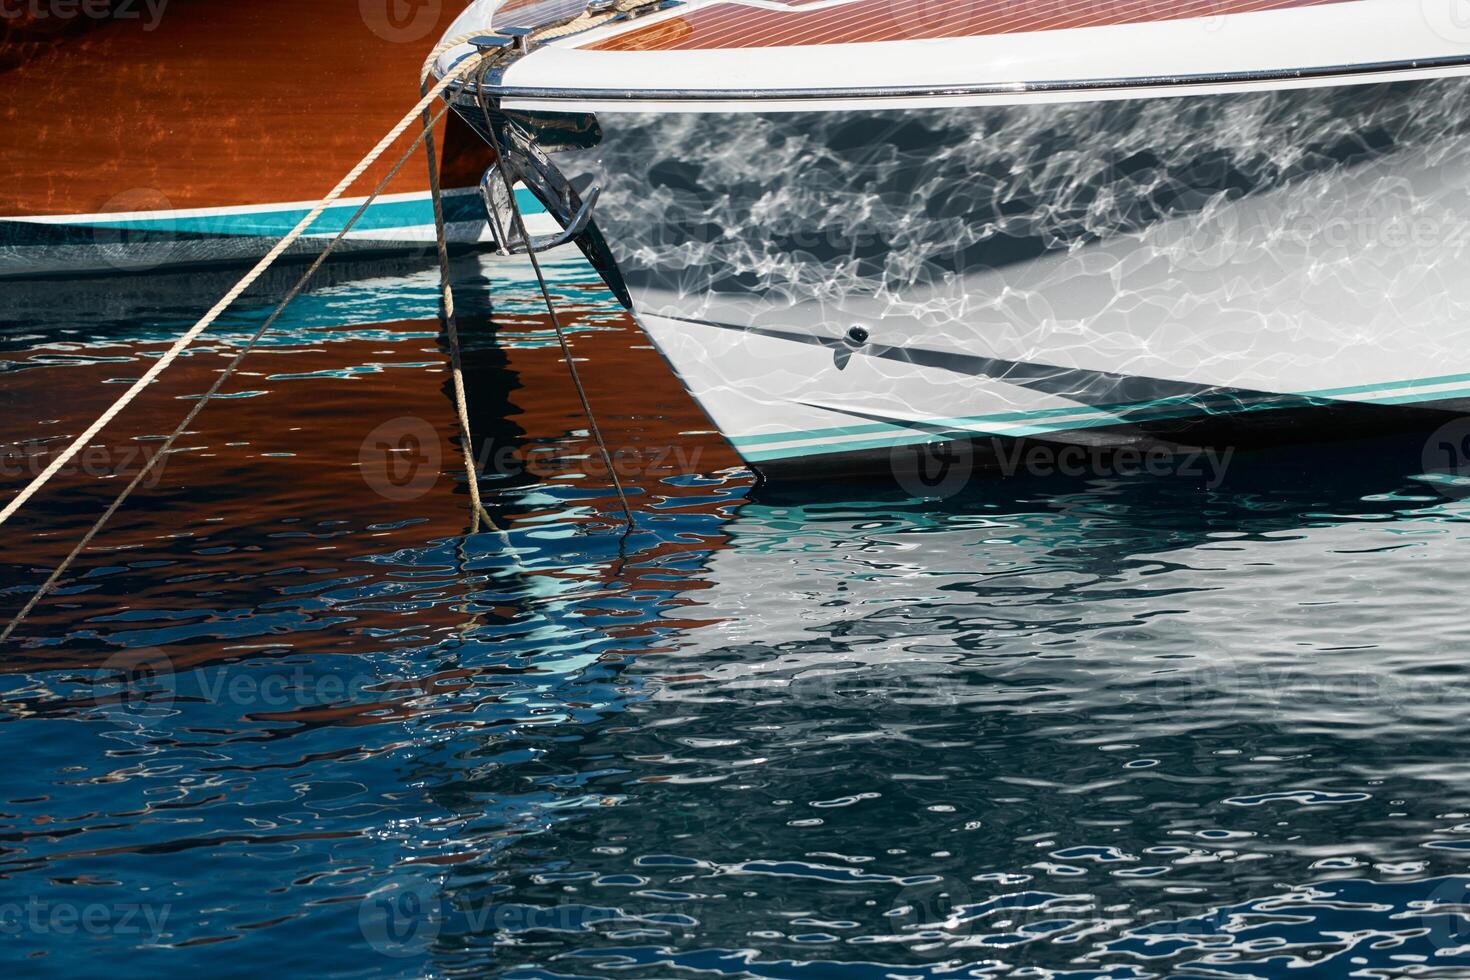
[440,0,1470,110]
[437,0,1470,478]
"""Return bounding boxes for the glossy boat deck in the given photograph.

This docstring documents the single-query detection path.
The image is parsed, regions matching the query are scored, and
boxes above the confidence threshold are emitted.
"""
[590,0,1351,51]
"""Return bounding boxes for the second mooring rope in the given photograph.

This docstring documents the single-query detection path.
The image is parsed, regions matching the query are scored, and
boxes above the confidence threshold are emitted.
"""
[0,53,489,532]
[4,7,664,637]
[421,30,506,535]
[2,53,498,642]
[473,64,636,531]
[0,102,469,644]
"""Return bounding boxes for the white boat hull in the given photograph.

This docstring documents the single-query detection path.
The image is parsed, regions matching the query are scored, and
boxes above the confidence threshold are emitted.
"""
[540,72,1470,474]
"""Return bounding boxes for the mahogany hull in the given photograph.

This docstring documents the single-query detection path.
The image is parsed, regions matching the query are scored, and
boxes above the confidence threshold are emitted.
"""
[0,0,505,277]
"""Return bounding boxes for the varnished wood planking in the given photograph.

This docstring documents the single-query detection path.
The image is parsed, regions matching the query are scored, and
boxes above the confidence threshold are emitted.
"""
[591,0,1354,51]
[1,0,492,217]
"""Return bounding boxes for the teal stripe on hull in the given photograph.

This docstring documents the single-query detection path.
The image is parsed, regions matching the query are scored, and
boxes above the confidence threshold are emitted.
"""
[733,371,1470,453]
[737,380,1470,464]
[76,189,544,238]
[732,390,1304,449]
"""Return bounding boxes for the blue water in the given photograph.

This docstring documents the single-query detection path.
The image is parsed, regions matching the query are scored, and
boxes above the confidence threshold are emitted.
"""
[5,251,1470,978]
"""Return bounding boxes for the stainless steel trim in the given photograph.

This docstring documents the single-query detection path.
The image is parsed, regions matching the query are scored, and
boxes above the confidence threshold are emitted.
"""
[443,53,1470,105]
[497,25,539,53]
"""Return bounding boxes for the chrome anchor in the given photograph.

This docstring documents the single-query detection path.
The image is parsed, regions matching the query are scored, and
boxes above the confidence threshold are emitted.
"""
[478,164,600,256]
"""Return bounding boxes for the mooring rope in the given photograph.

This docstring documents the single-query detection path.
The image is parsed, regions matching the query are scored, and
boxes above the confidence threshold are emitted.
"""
[4,8,664,637]
[0,54,488,533]
[420,30,505,534]
[0,100,482,644]
[0,54,504,642]
[472,60,637,531]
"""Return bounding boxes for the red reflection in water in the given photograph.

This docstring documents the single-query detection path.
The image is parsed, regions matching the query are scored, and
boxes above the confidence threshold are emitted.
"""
[0,279,749,677]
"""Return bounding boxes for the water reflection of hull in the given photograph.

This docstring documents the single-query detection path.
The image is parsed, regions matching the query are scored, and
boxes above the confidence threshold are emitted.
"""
[564,75,1470,475]
[647,435,1470,713]
[0,250,745,657]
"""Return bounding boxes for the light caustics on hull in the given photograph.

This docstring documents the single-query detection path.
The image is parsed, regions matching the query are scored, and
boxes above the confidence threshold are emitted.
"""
[440,0,1470,476]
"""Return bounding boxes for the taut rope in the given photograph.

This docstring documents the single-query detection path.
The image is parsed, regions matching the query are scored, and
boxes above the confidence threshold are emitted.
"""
[3,2,668,638]
[2,52,496,642]
[420,30,505,534]
[0,54,490,532]
[0,102,468,644]
[472,57,636,530]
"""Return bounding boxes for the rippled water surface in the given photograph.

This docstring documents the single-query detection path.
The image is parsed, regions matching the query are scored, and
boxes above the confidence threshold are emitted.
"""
[5,252,1470,978]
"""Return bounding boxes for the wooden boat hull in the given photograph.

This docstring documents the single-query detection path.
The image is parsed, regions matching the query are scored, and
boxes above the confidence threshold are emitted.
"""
[0,0,546,277]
